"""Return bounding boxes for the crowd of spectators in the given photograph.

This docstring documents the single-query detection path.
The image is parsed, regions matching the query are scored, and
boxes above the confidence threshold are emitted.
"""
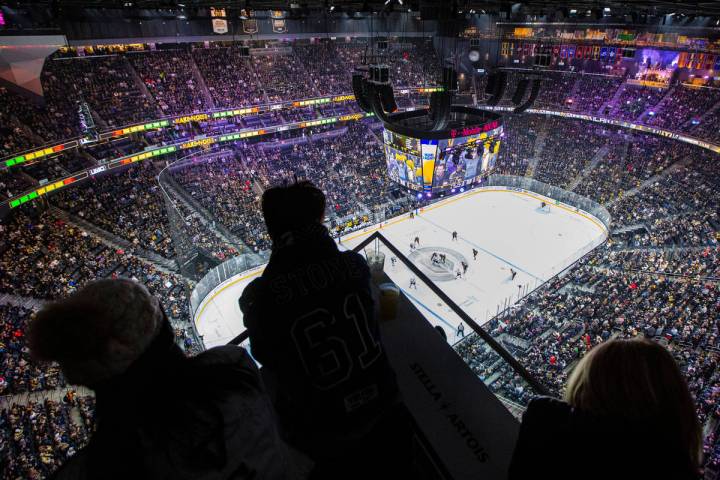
[534,72,576,109]
[51,162,175,258]
[611,84,667,120]
[1,396,95,479]
[0,210,195,353]
[645,85,720,131]
[0,171,36,200]
[690,107,720,143]
[0,88,41,157]
[294,43,364,96]
[128,50,211,116]
[191,46,264,108]
[170,196,239,261]
[572,131,694,204]
[43,55,160,129]
[387,41,441,87]
[608,162,719,228]
[171,122,389,253]
[171,148,270,252]
[533,117,608,188]
[567,74,623,113]
[0,304,64,396]
[251,51,317,103]
[494,114,540,176]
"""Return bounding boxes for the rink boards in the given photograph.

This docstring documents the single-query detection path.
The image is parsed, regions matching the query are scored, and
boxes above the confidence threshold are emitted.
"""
[194,186,608,349]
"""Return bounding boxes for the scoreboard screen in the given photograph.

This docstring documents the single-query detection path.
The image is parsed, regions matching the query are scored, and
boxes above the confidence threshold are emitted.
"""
[382,123,503,194]
[432,125,502,191]
[383,131,424,191]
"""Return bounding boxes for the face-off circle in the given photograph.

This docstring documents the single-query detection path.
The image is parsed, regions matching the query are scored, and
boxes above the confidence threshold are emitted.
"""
[409,247,468,282]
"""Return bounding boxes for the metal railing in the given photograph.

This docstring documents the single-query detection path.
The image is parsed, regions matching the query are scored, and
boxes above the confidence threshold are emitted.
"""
[357,232,550,397]
[228,231,549,397]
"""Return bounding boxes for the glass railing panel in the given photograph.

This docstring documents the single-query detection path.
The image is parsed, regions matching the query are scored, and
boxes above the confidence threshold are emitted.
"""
[352,234,548,416]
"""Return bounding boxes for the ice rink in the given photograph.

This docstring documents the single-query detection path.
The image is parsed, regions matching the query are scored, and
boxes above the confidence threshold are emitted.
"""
[195,187,608,348]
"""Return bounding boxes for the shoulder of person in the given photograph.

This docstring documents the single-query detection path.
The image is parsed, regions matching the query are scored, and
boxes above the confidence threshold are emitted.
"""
[521,396,572,426]
[242,276,267,297]
[191,344,257,372]
[339,250,371,275]
[48,448,91,480]
[239,276,267,314]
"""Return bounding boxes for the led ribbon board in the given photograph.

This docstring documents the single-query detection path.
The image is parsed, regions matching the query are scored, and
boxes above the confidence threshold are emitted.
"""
[5,112,375,210]
[1,87,440,170]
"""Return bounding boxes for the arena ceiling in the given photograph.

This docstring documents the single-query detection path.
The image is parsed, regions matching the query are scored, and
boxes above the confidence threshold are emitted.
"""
[8,0,720,18]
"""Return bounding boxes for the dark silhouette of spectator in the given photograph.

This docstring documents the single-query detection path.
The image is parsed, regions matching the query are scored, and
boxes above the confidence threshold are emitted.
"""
[29,278,305,480]
[240,181,411,479]
[508,338,702,480]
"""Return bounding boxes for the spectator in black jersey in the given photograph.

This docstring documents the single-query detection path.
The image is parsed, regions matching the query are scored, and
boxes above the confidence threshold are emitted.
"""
[29,279,305,480]
[508,338,702,480]
[240,181,410,479]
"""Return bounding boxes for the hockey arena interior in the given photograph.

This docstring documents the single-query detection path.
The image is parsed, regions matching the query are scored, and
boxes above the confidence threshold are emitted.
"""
[0,1,719,479]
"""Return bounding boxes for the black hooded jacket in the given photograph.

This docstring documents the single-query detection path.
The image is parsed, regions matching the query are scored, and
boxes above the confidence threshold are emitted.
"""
[240,224,399,440]
[508,397,700,480]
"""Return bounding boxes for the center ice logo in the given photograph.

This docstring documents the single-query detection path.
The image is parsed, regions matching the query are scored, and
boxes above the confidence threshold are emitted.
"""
[409,247,469,282]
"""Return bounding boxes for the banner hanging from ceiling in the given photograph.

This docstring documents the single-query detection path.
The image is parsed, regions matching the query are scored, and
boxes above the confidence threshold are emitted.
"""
[243,19,258,34]
[272,19,287,33]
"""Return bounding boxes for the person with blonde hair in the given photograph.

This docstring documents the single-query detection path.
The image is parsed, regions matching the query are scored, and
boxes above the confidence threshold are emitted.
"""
[508,338,702,480]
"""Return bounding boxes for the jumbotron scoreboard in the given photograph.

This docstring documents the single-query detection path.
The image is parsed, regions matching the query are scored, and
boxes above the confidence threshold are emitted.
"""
[381,107,503,195]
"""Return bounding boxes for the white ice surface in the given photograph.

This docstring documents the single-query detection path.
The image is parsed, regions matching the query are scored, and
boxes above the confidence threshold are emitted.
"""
[195,188,607,348]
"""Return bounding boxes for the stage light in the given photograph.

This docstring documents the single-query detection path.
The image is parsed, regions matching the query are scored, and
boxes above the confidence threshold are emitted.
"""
[460,187,465,193]
[426,192,431,198]
[451,188,456,193]
[417,193,422,199]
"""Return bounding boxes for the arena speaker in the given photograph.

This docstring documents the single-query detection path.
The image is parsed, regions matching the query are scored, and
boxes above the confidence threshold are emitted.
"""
[352,73,372,113]
[442,66,459,93]
[511,78,530,105]
[485,70,507,106]
[513,78,541,113]
[429,91,452,131]
[377,83,398,113]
